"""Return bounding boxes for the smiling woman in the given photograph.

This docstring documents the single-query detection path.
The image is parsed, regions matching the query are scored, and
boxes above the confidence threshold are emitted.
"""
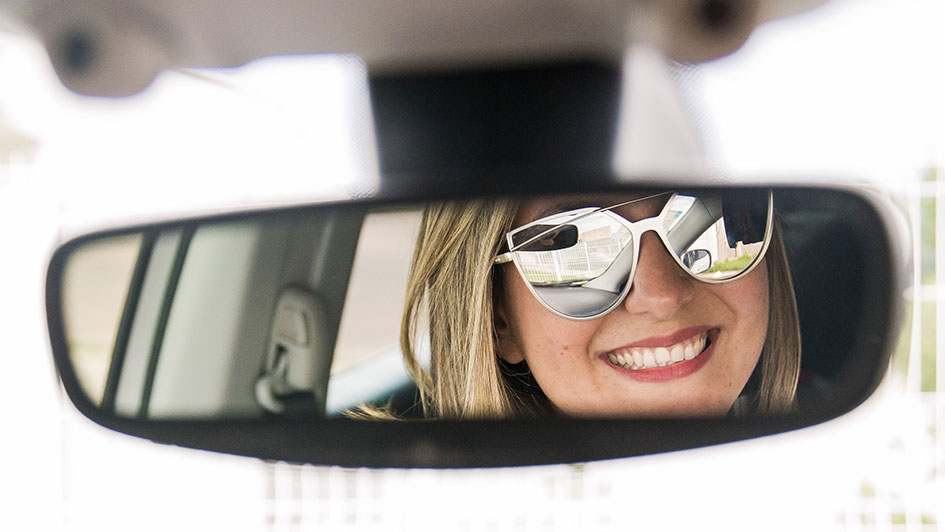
[399,190,800,419]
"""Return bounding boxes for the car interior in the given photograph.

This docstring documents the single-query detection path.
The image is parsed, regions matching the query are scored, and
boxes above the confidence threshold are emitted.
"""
[57,186,893,427]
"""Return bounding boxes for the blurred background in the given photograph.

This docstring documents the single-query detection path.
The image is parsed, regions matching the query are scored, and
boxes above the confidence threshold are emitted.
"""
[0,0,942,529]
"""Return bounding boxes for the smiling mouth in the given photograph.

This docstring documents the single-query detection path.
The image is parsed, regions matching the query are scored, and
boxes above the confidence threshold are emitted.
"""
[604,330,712,371]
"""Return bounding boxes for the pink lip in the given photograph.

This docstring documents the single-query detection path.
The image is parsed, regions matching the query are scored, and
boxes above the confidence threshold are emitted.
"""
[599,327,719,383]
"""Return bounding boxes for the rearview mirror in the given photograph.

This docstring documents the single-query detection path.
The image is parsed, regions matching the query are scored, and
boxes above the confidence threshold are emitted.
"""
[681,249,712,274]
[46,185,905,467]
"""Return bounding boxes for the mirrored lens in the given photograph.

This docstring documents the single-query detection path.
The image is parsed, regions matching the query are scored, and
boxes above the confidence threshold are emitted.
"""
[662,190,771,281]
[509,211,634,318]
[511,212,632,286]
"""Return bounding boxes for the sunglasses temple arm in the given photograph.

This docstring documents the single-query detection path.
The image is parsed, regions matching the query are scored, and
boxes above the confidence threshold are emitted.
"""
[494,252,514,265]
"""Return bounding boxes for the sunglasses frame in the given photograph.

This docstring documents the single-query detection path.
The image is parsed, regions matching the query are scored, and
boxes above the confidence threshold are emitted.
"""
[494,190,774,321]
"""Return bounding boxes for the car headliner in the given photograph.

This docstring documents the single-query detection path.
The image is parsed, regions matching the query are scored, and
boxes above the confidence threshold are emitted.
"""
[5,0,829,96]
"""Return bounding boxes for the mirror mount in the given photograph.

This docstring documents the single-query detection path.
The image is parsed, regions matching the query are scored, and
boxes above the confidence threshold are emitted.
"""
[369,61,622,197]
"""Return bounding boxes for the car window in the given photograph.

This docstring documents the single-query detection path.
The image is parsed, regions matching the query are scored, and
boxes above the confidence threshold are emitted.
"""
[332,208,422,374]
[61,234,142,404]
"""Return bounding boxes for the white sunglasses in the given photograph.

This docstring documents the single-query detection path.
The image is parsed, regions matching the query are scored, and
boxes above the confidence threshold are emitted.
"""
[494,190,774,320]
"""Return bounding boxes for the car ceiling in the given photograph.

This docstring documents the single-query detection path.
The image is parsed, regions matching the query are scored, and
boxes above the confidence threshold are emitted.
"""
[3,0,830,96]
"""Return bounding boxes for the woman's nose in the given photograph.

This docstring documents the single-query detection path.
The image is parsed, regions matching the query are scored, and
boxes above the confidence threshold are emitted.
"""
[623,232,693,318]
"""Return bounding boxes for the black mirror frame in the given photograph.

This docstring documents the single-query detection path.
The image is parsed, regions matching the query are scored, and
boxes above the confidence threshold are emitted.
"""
[45,183,906,468]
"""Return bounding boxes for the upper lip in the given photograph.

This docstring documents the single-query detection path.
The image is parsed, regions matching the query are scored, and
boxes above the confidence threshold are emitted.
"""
[598,325,714,354]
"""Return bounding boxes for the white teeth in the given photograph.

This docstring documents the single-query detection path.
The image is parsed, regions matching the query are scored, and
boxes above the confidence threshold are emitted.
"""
[643,351,656,367]
[605,332,709,370]
[670,345,685,362]
[655,347,670,365]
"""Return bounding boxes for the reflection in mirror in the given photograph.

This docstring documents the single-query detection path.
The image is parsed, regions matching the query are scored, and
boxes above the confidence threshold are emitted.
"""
[55,189,872,421]
[62,234,142,405]
[681,249,711,274]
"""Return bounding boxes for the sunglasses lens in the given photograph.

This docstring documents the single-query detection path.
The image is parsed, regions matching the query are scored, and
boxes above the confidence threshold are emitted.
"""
[663,190,771,281]
[509,211,634,319]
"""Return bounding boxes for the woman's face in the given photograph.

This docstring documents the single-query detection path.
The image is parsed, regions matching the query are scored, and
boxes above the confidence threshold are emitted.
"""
[494,193,769,417]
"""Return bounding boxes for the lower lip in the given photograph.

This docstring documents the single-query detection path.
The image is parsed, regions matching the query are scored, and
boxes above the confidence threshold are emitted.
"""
[601,329,718,383]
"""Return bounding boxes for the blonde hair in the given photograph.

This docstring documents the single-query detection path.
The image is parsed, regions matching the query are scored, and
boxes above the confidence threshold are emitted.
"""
[400,198,800,419]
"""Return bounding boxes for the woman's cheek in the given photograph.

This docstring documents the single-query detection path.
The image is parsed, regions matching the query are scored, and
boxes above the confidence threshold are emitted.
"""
[517,306,597,364]
[505,275,585,353]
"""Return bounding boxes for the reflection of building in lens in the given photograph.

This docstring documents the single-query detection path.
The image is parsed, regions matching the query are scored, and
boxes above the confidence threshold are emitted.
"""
[737,241,762,258]
[715,221,762,262]
[581,225,613,241]
[701,220,763,276]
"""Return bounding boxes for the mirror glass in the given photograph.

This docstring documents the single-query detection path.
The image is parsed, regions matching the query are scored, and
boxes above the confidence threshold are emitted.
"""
[54,188,878,421]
